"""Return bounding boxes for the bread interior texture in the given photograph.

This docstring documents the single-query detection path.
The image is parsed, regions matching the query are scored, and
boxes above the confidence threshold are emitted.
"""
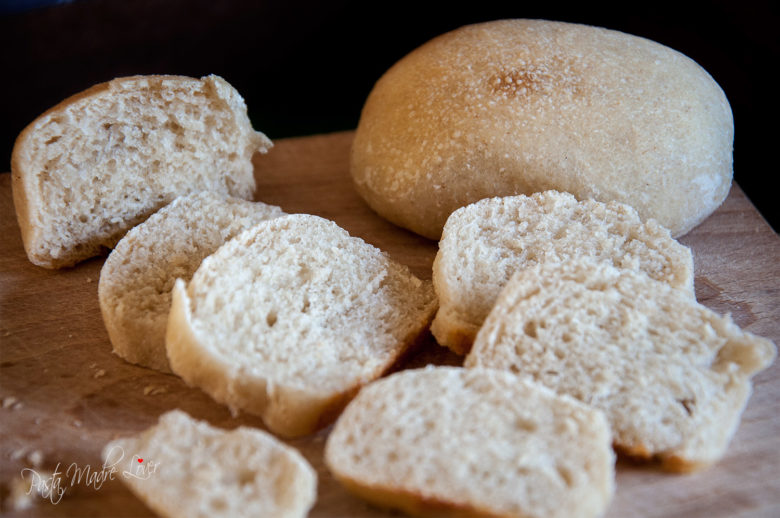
[20,76,258,262]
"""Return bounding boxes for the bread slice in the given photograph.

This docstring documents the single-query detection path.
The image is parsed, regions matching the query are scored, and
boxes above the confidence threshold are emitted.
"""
[465,258,777,472]
[11,74,271,268]
[431,191,694,354]
[325,366,615,518]
[166,214,438,437]
[101,410,316,518]
[98,191,284,373]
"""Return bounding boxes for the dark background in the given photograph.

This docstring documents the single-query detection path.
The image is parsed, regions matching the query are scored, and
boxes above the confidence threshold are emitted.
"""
[1,0,777,231]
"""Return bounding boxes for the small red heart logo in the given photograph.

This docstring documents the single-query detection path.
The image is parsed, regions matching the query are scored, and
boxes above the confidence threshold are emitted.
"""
[137,458,143,463]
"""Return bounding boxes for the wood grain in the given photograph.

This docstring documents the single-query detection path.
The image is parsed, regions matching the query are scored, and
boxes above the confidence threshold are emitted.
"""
[1,131,778,517]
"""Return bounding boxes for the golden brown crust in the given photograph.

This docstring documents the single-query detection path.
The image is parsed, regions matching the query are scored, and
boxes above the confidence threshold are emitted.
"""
[659,455,710,474]
[430,310,479,356]
[614,444,710,474]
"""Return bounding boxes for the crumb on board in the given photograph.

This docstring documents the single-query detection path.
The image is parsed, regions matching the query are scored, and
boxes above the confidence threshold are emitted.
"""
[143,385,167,396]
[7,476,36,511]
[93,369,106,379]
[26,450,43,468]
[10,448,27,461]
[7,469,61,511]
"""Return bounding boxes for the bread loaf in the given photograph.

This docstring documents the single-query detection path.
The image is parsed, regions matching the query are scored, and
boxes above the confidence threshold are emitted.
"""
[466,259,776,471]
[166,214,437,437]
[11,74,270,268]
[351,19,733,239]
[98,191,284,373]
[102,410,317,518]
[432,191,694,354]
[325,366,615,518]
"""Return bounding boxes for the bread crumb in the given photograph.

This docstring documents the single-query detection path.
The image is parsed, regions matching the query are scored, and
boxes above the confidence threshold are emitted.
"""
[86,277,93,283]
[93,369,106,379]
[73,419,83,428]
[7,476,36,511]
[143,385,167,396]
[27,450,44,468]
[10,448,27,461]
[2,396,18,409]
[8,469,63,510]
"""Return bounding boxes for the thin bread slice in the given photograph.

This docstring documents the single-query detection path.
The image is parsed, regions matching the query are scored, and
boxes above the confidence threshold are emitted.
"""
[431,191,694,354]
[325,366,615,518]
[98,191,284,373]
[166,214,438,437]
[102,410,316,518]
[465,258,777,472]
[11,74,271,268]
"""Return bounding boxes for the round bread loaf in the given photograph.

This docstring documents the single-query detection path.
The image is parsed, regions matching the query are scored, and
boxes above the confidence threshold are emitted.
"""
[350,19,733,239]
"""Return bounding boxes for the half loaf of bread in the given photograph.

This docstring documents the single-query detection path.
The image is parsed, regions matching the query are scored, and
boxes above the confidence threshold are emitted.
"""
[11,74,270,268]
[466,259,777,472]
[102,410,317,518]
[98,191,284,373]
[166,214,438,437]
[432,191,694,354]
[325,366,615,518]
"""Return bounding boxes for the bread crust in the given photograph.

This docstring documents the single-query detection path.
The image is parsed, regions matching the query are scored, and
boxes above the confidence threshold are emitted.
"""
[351,19,733,239]
[429,307,479,356]
[99,290,172,372]
[331,472,516,518]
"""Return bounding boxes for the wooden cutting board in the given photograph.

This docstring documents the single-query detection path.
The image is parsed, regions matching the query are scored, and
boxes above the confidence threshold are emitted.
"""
[1,131,778,517]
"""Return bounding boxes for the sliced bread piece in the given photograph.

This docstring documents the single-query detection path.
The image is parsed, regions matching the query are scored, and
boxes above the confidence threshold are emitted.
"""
[465,258,777,472]
[325,366,615,518]
[166,214,438,437]
[11,74,271,268]
[102,410,317,518]
[432,191,694,354]
[98,191,285,373]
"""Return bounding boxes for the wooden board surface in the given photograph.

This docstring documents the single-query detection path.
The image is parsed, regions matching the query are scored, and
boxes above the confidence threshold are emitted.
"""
[1,131,778,517]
